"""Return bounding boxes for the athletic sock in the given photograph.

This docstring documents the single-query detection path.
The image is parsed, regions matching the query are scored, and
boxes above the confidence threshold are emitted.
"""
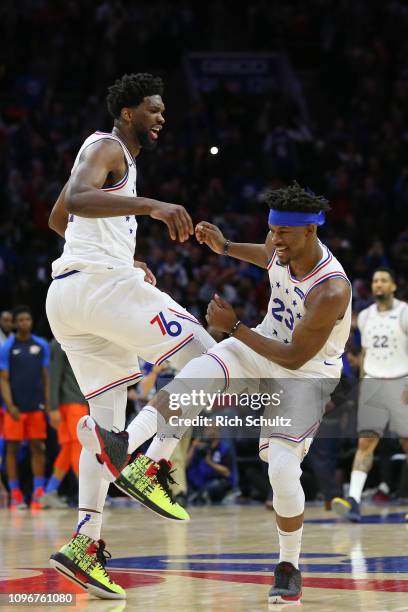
[277,525,303,569]
[76,510,102,541]
[126,406,159,453]
[8,479,20,492]
[348,470,367,503]
[77,447,108,542]
[0,437,5,469]
[73,389,126,544]
[45,475,61,494]
[33,476,45,490]
[146,434,180,462]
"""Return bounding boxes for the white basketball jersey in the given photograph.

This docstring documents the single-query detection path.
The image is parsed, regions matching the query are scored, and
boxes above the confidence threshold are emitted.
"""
[358,299,408,378]
[256,241,351,377]
[52,131,138,277]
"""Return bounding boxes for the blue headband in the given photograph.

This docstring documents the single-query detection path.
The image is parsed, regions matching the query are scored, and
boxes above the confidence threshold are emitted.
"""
[268,209,326,227]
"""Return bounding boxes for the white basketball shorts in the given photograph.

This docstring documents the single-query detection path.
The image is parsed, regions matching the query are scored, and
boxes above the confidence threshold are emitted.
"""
[167,336,338,459]
[46,266,215,401]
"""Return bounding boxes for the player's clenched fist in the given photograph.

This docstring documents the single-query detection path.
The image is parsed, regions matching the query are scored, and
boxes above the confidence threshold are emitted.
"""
[150,201,194,242]
[195,222,226,254]
[206,293,238,332]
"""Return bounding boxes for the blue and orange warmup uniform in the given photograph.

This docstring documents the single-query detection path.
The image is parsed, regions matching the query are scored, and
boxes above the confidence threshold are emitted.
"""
[0,334,49,440]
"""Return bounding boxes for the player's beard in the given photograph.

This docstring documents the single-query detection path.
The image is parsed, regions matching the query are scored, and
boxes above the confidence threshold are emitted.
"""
[138,130,158,151]
[276,252,290,265]
[374,293,388,303]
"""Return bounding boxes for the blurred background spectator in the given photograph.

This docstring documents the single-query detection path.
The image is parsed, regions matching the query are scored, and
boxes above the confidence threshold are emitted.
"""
[0,306,49,508]
[187,426,236,504]
[0,311,13,344]
[39,339,88,509]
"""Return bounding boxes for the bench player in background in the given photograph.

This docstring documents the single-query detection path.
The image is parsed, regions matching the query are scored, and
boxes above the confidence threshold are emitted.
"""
[79,183,352,604]
[46,73,215,599]
[39,338,88,509]
[332,268,408,521]
[0,306,49,509]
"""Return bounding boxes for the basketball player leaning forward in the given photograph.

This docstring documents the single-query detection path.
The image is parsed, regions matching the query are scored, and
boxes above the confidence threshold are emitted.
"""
[78,183,352,604]
[46,73,216,599]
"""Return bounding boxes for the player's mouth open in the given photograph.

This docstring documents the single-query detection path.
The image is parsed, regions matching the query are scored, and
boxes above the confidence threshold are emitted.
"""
[149,127,161,140]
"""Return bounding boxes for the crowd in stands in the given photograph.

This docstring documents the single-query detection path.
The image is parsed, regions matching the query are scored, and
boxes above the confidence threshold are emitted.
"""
[0,1,407,507]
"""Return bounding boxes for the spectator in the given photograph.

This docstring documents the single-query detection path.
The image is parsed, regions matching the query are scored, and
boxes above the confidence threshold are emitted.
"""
[157,251,189,288]
[0,305,49,509]
[0,311,13,344]
[187,426,235,504]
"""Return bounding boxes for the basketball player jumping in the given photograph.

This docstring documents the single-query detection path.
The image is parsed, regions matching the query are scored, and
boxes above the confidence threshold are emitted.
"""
[332,268,408,521]
[79,183,352,603]
[46,73,216,599]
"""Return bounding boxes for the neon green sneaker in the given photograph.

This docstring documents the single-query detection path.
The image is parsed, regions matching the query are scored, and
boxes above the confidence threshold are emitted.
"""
[115,454,190,521]
[49,533,125,599]
[76,416,189,521]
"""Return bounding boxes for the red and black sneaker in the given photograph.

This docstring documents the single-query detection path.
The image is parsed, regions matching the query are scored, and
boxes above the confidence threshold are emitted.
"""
[268,561,302,604]
[76,415,130,482]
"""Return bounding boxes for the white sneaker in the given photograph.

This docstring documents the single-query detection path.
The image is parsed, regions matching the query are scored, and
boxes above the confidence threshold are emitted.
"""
[40,491,69,509]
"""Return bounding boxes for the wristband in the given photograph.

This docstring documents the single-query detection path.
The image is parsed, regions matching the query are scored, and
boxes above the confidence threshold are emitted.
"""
[223,239,231,256]
[229,320,242,336]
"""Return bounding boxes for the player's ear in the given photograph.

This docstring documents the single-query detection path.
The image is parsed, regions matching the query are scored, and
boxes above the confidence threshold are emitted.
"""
[121,108,132,122]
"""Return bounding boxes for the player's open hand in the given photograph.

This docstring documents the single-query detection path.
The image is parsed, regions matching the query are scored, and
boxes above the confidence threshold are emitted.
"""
[195,222,225,254]
[150,201,194,242]
[206,293,238,332]
[134,260,156,286]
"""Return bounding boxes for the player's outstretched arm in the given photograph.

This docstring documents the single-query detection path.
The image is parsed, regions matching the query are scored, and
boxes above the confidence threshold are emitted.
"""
[206,278,350,369]
[64,139,193,242]
[195,221,272,269]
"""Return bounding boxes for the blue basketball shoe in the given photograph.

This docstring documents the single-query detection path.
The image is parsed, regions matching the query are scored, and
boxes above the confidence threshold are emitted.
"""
[332,496,361,522]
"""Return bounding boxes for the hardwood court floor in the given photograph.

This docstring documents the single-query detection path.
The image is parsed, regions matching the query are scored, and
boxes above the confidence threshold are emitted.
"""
[1,503,408,611]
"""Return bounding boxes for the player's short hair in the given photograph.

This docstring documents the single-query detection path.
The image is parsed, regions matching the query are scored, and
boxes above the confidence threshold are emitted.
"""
[265,181,331,213]
[106,73,164,118]
[12,304,32,321]
[373,267,396,282]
